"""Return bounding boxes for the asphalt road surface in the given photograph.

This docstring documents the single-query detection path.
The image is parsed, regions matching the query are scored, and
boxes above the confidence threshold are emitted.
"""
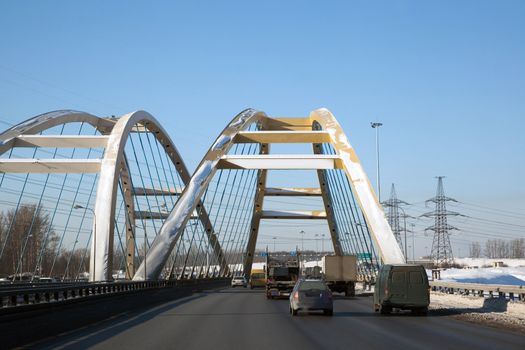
[34,288,525,350]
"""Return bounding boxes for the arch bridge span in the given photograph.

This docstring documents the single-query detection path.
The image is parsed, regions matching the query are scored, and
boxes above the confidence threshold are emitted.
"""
[0,108,403,283]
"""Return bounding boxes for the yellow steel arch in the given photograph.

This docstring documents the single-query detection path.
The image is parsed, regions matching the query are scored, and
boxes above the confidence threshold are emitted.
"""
[134,108,404,281]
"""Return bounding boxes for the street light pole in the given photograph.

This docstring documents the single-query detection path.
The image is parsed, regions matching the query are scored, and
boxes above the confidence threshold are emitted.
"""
[411,223,415,261]
[272,237,276,252]
[397,206,408,263]
[321,234,325,253]
[74,204,96,282]
[144,231,147,281]
[371,122,383,202]
[300,230,305,252]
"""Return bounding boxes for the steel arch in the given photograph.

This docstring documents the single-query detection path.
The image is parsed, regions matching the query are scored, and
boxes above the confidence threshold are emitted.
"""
[0,110,228,281]
[134,108,404,281]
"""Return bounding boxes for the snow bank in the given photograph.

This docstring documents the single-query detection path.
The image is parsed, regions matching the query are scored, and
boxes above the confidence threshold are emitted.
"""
[430,292,525,331]
[431,267,525,286]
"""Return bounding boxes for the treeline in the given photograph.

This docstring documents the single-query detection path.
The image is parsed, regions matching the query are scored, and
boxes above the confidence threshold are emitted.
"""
[0,204,94,279]
[0,203,229,279]
[469,239,525,259]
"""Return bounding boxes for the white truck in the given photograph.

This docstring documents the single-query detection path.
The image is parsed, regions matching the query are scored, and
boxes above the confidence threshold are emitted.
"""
[322,255,357,297]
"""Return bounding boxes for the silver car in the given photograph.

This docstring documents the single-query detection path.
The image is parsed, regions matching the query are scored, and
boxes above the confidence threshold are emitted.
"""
[231,276,247,288]
[289,279,333,316]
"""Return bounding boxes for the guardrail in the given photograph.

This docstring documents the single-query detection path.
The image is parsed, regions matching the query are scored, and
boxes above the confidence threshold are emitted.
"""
[0,282,89,291]
[430,281,525,301]
[0,278,230,310]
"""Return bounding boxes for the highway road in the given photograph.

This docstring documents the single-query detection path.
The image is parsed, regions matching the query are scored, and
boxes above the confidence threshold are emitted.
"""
[33,288,525,350]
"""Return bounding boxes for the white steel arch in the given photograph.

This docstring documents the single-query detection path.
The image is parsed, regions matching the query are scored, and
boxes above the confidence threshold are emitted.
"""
[0,110,228,281]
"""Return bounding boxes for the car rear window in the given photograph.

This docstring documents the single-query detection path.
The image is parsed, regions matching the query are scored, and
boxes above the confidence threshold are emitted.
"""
[391,271,405,284]
[298,281,327,291]
[409,271,423,284]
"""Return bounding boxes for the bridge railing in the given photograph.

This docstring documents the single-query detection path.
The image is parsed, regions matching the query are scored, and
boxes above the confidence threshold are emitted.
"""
[430,281,525,301]
[0,278,230,310]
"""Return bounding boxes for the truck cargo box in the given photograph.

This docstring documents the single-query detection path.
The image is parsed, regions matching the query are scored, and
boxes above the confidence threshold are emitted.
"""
[322,255,357,281]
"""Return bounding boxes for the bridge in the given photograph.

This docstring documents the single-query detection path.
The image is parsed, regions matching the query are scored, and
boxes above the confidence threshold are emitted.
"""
[0,107,403,283]
[0,108,523,349]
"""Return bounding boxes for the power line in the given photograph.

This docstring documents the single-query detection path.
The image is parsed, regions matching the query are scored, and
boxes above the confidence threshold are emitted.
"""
[421,177,459,266]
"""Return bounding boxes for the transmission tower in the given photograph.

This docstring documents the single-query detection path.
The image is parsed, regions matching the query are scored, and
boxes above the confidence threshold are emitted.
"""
[421,176,461,267]
[382,184,409,257]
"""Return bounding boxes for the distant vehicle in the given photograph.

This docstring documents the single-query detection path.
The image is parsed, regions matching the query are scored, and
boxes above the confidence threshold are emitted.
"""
[231,276,247,288]
[289,279,333,316]
[266,253,300,299]
[249,269,266,289]
[322,255,357,297]
[374,264,430,315]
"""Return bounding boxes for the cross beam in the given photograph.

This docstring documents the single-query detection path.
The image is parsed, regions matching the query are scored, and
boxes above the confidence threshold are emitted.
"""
[218,154,342,170]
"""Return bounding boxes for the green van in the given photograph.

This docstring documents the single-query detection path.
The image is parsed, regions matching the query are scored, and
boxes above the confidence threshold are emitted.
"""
[373,264,430,315]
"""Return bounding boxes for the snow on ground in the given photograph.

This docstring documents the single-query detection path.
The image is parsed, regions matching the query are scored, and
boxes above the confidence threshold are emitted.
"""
[430,292,525,332]
[434,267,525,286]
[436,258,525,286]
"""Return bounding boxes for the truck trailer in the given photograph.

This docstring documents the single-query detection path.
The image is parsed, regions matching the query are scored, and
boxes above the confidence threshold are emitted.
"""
[265,254,300,299]
[322,255,357,297]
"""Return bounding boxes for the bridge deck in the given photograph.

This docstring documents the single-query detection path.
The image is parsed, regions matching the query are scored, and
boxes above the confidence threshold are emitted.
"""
[11,288,525,350]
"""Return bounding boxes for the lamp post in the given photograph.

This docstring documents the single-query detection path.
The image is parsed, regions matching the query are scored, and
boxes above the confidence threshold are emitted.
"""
[410,223,415,262]
[73,204,96,282]
[144,230,147,280]
[300,230,305,252]
[272,237,277,252]
[397,206,408,263]
[382,203,409,263]
[371,122,383,202]
[321,234,325,253]
[15,233,33,281]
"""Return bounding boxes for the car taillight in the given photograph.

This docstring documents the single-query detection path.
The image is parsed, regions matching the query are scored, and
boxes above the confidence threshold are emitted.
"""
[294,291,299,299]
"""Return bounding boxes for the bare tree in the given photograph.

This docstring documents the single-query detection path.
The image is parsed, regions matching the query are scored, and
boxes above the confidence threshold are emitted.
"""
[510,238,525,259]
[0,204,57,277]
[469,242,482,258]
[485,239,511,259]
[485,240,496,259]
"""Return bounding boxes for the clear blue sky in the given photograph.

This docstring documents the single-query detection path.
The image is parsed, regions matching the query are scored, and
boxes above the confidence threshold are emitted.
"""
[0,1,524,257]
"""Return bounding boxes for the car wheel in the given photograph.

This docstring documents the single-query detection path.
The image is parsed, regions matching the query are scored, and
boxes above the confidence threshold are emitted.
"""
[413,307,428,316]
[324,309,333,316]
[380,305,391,315]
